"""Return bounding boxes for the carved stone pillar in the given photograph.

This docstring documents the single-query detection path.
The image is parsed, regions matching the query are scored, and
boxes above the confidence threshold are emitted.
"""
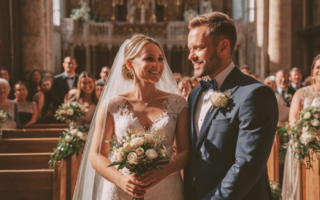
[20,0,53,78]
[268,0,292,74]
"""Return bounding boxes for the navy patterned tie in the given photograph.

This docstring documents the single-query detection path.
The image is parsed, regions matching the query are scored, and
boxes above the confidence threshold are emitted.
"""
[199,79,217,91]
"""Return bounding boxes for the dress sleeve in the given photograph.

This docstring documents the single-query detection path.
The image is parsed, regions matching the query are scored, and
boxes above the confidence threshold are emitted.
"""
[298,87,308,99]
[166,94,188,120]
[106,96,126,115]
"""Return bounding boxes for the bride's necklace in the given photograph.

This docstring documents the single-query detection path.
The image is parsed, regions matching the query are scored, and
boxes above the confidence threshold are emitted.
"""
[135,90,158,106]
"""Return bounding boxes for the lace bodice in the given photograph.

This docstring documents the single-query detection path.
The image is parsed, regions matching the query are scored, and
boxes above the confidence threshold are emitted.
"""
[107,94,188,157]
[298,87,320,109]
[102,94,187,200]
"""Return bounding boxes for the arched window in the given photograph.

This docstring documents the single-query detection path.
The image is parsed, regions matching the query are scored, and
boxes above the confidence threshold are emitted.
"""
[53,0,61,26]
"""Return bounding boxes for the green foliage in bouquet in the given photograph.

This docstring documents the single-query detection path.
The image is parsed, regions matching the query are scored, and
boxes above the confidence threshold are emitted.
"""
[54,102,88,122]
[49,126,89,169]
[107,130,171,177]
[277,125,290,159]
[270,181,282,200]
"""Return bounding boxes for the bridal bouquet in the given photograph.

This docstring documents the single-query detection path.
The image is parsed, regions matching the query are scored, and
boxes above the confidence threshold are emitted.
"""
[49,126,89,169]
[55,102,88,122]
[285,106,320,164]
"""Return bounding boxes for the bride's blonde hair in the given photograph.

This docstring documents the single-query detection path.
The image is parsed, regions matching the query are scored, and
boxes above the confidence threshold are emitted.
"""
[122,34,165,80]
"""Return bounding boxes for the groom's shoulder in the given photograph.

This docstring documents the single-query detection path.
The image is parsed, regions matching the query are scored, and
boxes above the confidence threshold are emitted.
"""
[238,73,275,97]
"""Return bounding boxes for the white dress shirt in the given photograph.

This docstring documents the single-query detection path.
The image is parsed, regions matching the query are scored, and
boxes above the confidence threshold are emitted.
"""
[65,72,76,89]
[194,62,235,136]
[276,87,288,98]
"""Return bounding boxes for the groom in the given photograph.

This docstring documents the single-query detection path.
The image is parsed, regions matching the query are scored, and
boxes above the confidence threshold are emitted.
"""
[184,12,278,200]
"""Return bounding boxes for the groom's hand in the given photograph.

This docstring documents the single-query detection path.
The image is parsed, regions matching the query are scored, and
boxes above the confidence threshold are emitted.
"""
[136,168,166,190]
[117,173,147,198]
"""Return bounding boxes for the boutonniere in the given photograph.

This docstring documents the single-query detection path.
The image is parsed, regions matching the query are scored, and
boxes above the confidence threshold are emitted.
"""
[285,93,292,101]
[209,90,233,112]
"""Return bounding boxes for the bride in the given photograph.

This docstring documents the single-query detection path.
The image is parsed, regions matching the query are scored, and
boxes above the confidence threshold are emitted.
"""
[282,54,320,199]
[73,34,190,200]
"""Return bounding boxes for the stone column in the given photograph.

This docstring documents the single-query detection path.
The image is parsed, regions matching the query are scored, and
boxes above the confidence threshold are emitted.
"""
[85,44,91,71]
[20,0,53,78]
[268,0,292,74]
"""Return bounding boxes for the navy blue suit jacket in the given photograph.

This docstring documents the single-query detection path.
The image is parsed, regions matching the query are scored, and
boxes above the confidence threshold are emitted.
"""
[184,67,278,200]
[51,72,78,113]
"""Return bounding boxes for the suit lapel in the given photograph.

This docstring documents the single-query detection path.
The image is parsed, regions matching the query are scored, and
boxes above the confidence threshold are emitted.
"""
[194,67,241,152]
[190,86,203,150]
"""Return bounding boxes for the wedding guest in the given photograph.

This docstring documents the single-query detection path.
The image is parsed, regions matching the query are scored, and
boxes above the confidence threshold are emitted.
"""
[0,78,20,128]
[275,70,293,107]
[96,81,104,100]
[178,77,192,100]
[264,77,289,127]
[51,56,79,114]
[288,67,303,93]
[173,72,182,83]
[33,78,55,122]
[96,66,110,85]
[283,54,320,199]
[304,76,312,87]
[0,67,15,100]
[189,76,199,89]
[14,82,37,127]
[27,70,42,101]
[66,72,98,125]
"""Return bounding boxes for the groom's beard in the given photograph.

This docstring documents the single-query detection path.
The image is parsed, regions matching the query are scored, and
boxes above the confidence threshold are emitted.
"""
[193,51,222,78]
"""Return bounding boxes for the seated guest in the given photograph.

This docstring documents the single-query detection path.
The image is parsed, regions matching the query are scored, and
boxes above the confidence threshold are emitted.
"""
[27,70,42,101]
[51,56,79,115]
[288,67,303,93]
[0,67,15,100]
[275,70,293,107]
[178,77,192,100]
[0,78,20,128]
[173,72,182,84]
[33,78,55,122]
[14,82,37,127]
[264,77,289,127]
[96,66,110,85]
[65,72,98,125]
[96,81,104,100]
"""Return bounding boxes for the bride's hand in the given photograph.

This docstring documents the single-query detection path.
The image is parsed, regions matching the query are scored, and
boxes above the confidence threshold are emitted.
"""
[117,174,147,198]
[136,168,166,190]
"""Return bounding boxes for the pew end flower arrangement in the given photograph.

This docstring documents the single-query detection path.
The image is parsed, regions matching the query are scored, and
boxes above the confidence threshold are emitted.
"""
[278,106,320,166]
[270,181,282,200]
[0,110,6,130]
[49,126,89,169]
[55,101,88,129]
[106,130,171,200]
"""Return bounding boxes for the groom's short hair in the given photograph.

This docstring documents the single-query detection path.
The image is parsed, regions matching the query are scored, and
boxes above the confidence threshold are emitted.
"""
[188,12,237,54]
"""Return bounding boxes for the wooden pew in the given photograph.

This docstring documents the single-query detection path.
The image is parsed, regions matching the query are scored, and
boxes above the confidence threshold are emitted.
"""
[2,129,65,139]
[0,161,66,200]
[0,153,51,170]
[267,133,280,183]
[26,124,68,129]
[67,154,82,200]
[301,151,320,200]
[0,138,59,153]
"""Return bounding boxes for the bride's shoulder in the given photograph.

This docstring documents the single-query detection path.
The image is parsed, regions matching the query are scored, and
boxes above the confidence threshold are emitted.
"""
[105,95,126,114]
[297,86,315,98]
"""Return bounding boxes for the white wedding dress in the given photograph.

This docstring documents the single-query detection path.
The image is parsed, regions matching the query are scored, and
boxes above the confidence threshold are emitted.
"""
[282,87,320,200]
[101,94,187,200]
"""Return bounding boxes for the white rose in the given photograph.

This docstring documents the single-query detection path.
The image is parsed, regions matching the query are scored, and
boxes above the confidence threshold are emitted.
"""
[136,147,145,156]
[60,110,67,115]
[123,142,132,151]
[126,136,130,141]
[300,132,315,145]
[145,149,158,161]
[144,134,156,145]
[130,137,145,148]
[210,92,228,107]
[127,152,138,164]
[71,129,78,136]
[77,131,85,140]
[158,148,167,155]
[303,112,311,119]
[112,150,124,162]
[131,134,136,139]
[0,113,6,119]
[271,183,278,190]
[65,135,73,143]
[311,119,320,127]
[314,113,319,119]
[302,126,309,133]
[67,109,74,116]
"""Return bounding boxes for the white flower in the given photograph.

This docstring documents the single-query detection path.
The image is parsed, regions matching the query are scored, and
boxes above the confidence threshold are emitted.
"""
[62,103,68,109]
[60,110,67,115]
[210,91,229,108]
[127,152,138,164]
[144,134,156,145]
[65,135,73,143]
[77,131,85,140]
[112,150,124,162]
[145,149,158,161]
[67,109,74,116]
[302,126,309,133]
[303,112,311,119]
[131,134,136,139]
[300,132,316,145]
[311,119,320,127]
[0,113,6,119]
[126,136,130,141]
[158,148,167,156]
[136,147,145,156]
[130,137,145,148]
[314,113,319,119]
[123,142,132,151]
[71,129,78,136]
[270,183,279,190]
